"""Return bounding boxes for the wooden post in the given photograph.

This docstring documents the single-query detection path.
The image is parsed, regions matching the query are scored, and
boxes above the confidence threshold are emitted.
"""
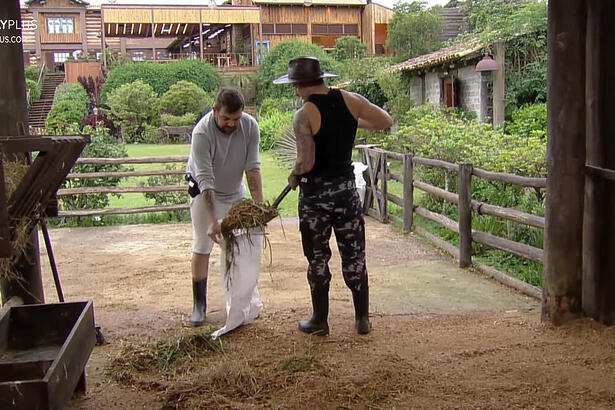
[380,151,387,223]
[101,8,106,69]
[80,10,88,57]
[458,163,473,268]
[151,9,156,62]
[583,0,615,326]
[199,15,204,61]
[402,154,413,231]
[542,0,586,325]
[492,41,506,127]
[0,0,44,305]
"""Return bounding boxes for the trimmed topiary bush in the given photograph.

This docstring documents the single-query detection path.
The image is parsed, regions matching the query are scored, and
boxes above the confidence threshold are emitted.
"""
[159,81,212,117]
[161,113,198,126]
[26,78,41,102]
[105,79,160,143]
[101,60,221,104]
[45,83,90,133]
[257,40,342,101]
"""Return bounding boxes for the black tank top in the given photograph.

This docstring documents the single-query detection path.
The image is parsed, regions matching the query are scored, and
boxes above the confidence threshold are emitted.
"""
[304,89,358,180]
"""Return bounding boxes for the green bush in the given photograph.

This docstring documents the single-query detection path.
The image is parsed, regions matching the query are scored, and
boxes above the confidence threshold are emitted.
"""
[257,97,298,119]
[257,40,342,101]
[339,57,392,109]
[160,113,198,126]
[26,79,41,102]
[142,163,187,207]
[46,83,90,133]
[101,60,221,104]
[60,124,129,213]
[334,36,367,60]
[258,110,294,151]
[159,81,212,116]
[105,80,160,143]
[25,65,40,82]
[506,103,546,139]
[376,70,415,120]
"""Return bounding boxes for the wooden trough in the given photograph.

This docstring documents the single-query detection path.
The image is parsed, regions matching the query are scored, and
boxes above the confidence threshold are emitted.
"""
[0,300,96,409]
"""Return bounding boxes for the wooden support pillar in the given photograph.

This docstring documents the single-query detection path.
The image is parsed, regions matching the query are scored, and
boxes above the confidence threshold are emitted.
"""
[0,0,44,305]
[402,154,413,232]
[80,10,88,56]
[151,9,156,62]
[492,41,506,127]
[101,8,106,69]
[542,0,586,325]
[583,0,615,326]
[380,151,387,223]
[199,15,204,61]
[458,163,473,268]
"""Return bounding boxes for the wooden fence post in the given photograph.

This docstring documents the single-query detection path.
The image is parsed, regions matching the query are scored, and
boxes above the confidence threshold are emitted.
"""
[458,163,473,268]
[380,151,388,223]
[403,154,413,231]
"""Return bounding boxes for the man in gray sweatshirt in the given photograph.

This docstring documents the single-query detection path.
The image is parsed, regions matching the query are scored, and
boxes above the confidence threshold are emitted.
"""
[186,87,263,326]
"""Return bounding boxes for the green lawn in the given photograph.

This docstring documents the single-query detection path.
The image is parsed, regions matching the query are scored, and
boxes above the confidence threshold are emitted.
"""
[108,144,298,216]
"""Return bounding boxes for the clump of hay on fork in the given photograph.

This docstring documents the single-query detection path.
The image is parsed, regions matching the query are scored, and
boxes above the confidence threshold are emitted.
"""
[220,199,278,279]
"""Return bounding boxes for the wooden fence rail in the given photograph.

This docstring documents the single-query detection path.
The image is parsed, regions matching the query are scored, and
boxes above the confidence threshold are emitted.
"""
[58,156,189,218]
[358,146,546,299]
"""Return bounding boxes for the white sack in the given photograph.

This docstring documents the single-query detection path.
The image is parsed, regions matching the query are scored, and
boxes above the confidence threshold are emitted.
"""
[352,161,368,206]
[210,228,263,339]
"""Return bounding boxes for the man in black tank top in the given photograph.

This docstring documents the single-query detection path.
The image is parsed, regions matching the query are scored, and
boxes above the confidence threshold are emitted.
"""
[274,57,393,336]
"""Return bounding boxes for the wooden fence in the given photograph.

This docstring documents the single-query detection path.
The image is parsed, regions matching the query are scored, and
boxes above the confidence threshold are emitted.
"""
[358,145,546,298]
[57,156,189,218]
[57,150,545,297]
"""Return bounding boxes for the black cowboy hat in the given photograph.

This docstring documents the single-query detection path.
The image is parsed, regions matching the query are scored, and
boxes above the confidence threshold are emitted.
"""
[272,56,338,84]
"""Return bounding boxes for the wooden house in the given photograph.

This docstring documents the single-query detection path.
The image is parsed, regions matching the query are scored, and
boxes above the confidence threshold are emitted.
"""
[20,0,394,71]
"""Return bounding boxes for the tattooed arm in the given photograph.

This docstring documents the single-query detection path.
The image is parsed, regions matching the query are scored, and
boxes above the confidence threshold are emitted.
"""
[246,169,264,203]
[288,106,315,189]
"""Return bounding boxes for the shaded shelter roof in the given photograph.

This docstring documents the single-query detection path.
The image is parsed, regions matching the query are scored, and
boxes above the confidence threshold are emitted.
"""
[386,39,484,73]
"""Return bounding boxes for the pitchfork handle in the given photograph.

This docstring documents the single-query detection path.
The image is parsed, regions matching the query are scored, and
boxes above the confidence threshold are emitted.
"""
[272,184,291,208]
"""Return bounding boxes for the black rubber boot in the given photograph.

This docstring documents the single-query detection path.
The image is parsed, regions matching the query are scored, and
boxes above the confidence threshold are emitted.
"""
[189,279,207,326]
[298,286,329,335]
[352,289,371,334]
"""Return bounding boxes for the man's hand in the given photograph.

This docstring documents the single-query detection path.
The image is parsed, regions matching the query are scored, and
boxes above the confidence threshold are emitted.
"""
[288,172,299,190]
[208,220,221,244]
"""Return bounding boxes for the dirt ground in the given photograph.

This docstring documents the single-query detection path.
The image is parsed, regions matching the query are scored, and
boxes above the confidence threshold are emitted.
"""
[36,217,615,409]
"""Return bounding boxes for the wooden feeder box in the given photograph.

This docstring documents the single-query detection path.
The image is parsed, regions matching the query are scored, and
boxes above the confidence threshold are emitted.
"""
[0,301,96,409]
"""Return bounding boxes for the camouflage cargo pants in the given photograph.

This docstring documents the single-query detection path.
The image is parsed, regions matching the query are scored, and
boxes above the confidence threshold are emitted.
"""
[299,177,368,293]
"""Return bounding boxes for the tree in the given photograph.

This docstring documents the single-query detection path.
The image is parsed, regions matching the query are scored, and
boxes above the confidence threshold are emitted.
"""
[334,36,367,60]
[386,1,443,61]
[256,40,341,101]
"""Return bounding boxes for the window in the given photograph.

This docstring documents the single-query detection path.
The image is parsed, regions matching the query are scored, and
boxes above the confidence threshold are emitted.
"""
[441,76,460,108]
[292,24,307,35]
[312,24,327,35]
[311,24,359,35]
[328,24,343,34]
[47,17,74,34]
[53,52,69,63]
[344,24,358,35]
[131,51,146,62]
[262,24,274,34]
[262,24,307,35]
[255,40,270,65]
[276,24,291,34]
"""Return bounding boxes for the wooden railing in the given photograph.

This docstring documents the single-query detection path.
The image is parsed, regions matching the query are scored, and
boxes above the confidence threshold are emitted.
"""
[358,145,546,298]
[57,156,189,218]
